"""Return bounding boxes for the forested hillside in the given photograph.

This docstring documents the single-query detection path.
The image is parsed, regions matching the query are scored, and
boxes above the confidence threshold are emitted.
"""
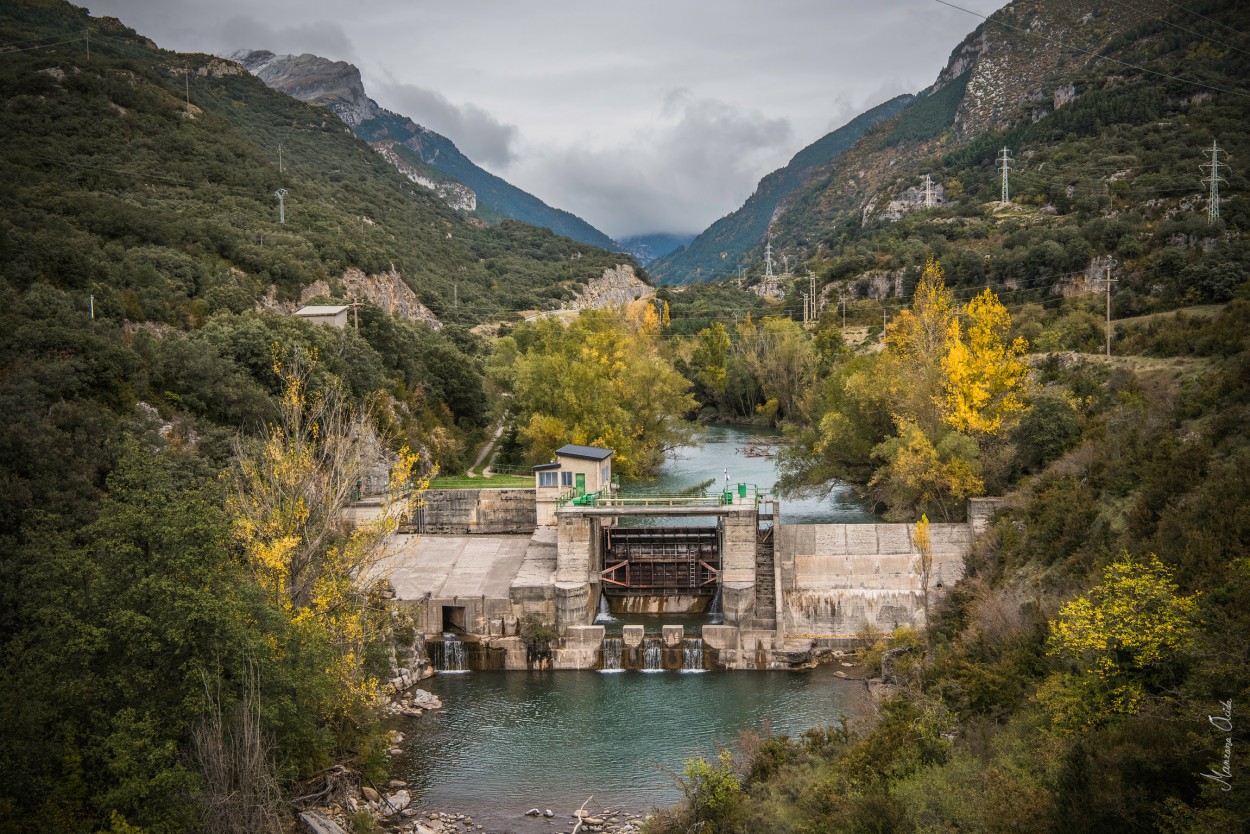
[0,3,630,831]
[637,3,1250,831]
[769,0,1250,319]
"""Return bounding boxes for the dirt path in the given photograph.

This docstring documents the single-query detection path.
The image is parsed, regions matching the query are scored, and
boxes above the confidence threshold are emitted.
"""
[467,421,506,478]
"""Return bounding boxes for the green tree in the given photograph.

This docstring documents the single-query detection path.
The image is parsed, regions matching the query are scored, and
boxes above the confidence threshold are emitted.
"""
[494,311,696,477]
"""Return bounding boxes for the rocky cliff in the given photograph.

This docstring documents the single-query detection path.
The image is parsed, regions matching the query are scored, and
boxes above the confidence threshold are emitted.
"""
[372,140,476,212]
[234,50,377,126]
[568,264,651,310]
[301,268,443,329]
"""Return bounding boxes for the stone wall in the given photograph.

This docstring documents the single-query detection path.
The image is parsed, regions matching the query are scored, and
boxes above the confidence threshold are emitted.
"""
[777,523,971,637]
[420,489,537,534]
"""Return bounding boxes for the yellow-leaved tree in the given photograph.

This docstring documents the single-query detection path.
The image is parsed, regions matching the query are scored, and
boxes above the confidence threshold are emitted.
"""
[942,289,1030,436]
[887,255,957,432]
[1039,553,1200,732]
[228,346,427,718]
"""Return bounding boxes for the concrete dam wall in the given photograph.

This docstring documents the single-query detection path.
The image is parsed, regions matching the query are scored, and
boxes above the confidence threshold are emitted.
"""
[417,488,537,534]
[777,522,971,638]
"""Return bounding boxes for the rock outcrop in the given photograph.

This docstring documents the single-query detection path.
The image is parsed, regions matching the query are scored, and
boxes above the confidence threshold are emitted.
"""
[568,264,651,310]
[233,50,377,126]
[299,267,442,329]
[372,140,477,211]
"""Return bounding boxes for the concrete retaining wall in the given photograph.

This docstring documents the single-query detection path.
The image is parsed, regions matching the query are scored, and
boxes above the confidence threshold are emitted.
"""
[421,488,537,534]
[777,523,970,637]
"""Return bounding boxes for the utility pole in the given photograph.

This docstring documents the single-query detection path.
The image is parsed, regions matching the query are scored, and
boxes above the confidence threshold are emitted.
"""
[453,281,458,309]
[278,143,284,174]
[998,147,1013,203]
[809,271,817,318]
[801,292,809,325]
[764,241,774,279]
[1105,265,1118,359]
[352,297,359,332]
[89,294,94,320]
[274,188,287,224]
[1200,139,1228,225]
[923,174,935,208]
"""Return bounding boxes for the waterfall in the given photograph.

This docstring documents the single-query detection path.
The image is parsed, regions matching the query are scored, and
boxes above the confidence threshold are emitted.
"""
[641,637,664,671]
[594,593,618,624]
[681,638,705,672]
[707,586,724,625]
[601,638,623,672]
[434,633,468,673]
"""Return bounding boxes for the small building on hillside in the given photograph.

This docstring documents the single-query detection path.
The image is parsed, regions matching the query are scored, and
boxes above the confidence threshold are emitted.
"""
[534,444,614,525]
[295,304,349,328]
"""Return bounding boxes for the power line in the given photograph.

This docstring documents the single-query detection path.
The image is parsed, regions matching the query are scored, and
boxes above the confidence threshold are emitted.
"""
[1105,0,1250,58]
[0,36,85,54]
[1163,0,1249,39]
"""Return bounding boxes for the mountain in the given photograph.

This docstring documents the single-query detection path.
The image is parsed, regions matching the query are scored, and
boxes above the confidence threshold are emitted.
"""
[650,95,914,285]
[616,232,696,266]
[761,0,1250,316]
[234,50,619,251]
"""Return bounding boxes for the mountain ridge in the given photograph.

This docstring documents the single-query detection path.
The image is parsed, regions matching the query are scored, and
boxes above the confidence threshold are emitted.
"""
[233,50,620,251]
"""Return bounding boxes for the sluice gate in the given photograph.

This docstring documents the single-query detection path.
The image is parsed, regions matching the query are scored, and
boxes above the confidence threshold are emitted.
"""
[599,527,720,595]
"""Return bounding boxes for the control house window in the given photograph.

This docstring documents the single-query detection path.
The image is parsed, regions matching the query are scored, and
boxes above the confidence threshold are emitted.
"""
[561,471,573,487]
[538,471,557,488]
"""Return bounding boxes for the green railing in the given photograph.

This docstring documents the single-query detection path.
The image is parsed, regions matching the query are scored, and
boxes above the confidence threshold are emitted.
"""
[565,483,764,510]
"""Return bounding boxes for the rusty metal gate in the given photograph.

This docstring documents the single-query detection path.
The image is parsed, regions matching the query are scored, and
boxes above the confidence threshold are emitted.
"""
[599,526,720,595]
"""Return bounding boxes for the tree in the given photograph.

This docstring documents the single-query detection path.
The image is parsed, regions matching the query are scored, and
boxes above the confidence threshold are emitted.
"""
[495,311,696,477]
[914,514,933,643]
[942,289,1030,436]
[887,256,957,431]
[689,322,731,406]
[870,421,983,521]
[227,346,423,718]
[1041,553,1200,730]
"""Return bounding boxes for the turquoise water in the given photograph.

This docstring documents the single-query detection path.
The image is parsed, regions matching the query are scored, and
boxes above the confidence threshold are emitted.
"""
[395,425,871,831]
[398,668,861,822]
[622,423,875,525]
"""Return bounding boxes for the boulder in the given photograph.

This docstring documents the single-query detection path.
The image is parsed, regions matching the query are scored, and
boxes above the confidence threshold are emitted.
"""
[361,786,381,803]
[384,789,411,813]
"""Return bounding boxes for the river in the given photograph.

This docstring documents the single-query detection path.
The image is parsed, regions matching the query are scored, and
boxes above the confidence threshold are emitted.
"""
[397,424,872,831]
[396,668,863,830]
[622,423,875,524]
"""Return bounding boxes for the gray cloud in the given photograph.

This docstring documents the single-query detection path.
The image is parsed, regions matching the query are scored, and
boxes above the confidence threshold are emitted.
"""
[372,80,519,168]
[511,91,793,239]
[88,0,1011,238]
[217,15,356,61]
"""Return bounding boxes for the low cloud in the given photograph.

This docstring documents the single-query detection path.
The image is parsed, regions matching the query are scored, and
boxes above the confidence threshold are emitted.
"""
[373,81,519,168]
[218,15,356,62]
[511,90,792,239]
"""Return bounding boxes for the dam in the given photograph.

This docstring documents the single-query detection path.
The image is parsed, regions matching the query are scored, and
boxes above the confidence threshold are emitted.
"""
[377,436,998,671]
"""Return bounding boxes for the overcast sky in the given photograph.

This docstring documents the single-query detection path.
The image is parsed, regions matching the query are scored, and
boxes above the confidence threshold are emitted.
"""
[87,0,1005,239]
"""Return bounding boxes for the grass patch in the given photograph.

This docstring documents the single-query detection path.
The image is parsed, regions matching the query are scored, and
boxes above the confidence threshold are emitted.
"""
[428,474,533,490]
